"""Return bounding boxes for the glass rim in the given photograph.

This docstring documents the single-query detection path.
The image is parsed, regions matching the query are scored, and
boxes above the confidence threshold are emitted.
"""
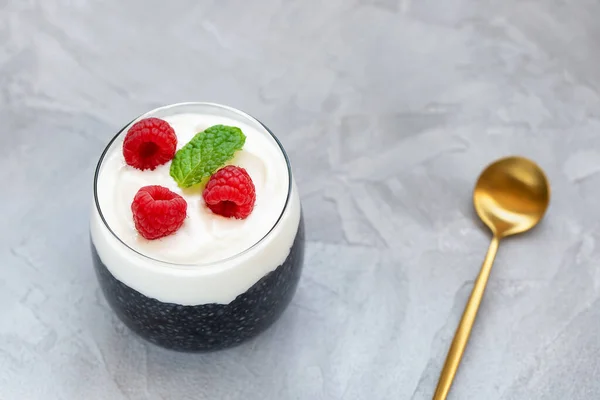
[93,102,293,268]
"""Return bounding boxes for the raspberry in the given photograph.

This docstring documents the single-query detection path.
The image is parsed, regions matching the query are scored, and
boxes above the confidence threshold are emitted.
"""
[123,118,177,170]
[203,166,256,219]
[131,185,187,240]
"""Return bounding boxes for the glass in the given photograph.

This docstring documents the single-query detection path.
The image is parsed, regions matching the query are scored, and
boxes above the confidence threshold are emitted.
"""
[90,103,305,352]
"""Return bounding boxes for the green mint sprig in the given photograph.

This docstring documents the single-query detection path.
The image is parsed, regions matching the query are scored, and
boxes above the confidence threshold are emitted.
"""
[169,125,246,188]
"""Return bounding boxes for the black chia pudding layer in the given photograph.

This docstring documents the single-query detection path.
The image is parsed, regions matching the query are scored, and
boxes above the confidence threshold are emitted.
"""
[92,217,305,352]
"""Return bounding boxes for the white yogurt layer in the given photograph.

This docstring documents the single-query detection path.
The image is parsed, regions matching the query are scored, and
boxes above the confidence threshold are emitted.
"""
[90,103,301,305]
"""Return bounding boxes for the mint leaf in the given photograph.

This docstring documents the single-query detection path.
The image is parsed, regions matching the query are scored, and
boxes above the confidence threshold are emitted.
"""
[170,125,246,188]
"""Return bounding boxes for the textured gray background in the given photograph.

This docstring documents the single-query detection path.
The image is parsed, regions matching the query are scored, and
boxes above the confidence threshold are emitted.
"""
[2,0,600,399]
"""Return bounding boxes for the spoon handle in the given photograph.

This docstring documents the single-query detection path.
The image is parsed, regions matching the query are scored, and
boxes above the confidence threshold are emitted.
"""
[433,236,500,400]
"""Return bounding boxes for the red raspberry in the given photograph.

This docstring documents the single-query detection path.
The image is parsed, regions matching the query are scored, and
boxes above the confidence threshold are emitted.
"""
[131,185,187,240]
[203,166,256,219]
[123,118,177,170]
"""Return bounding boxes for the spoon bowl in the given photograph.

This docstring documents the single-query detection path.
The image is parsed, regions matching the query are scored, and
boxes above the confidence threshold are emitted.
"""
[474,156,550,238]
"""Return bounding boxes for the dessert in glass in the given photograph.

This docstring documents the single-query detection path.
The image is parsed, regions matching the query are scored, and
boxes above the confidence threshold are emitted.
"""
[90,102,304,352]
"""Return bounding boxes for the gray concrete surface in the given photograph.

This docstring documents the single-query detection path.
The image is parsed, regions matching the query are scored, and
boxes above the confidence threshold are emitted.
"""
[2,0,600,399]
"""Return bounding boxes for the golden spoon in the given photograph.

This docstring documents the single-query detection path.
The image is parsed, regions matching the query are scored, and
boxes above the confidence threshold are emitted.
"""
[433,156,550,400]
